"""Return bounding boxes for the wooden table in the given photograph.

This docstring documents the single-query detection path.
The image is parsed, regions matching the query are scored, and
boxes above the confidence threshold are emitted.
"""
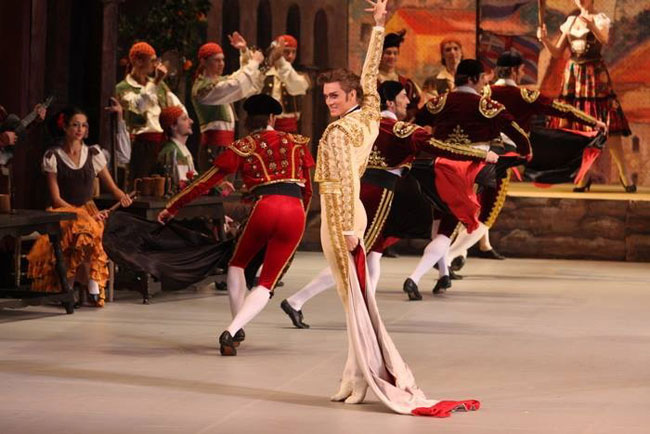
[0,209,77,314]
[95,194,227,303]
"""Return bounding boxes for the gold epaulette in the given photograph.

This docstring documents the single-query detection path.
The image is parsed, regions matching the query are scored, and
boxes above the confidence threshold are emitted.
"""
[286,133,311,145]
[393,121,419,139]
[228,136,256,157]
[479,96,506,119]
[521,88,540,104]
[481,85,492,98]
[426,93,447,115]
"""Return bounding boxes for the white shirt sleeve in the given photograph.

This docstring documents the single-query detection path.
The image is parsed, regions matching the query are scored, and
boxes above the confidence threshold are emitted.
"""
[195,61,263,105]
[275,57,310,95]
[594,13,611,35]
[115,119,131,165]
[42,151,57,174]
[90,145,108,175]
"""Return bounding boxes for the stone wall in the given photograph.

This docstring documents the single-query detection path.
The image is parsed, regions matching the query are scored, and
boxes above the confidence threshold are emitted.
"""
[487,197,650,262]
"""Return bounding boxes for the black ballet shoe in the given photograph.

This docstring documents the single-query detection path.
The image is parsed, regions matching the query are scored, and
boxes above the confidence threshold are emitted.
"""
[573,179,592,192]
[280,299,310,329]
[232,329,245,347]
[476,248,506,260]
[403,278,422,301]
[433,276,452,294]
[219,331,237,356]
[450,256,466,271]
[625,184,637,193]
[449,270,463,280]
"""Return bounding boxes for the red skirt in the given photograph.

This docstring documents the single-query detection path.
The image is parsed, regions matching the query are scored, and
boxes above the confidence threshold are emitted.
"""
[547,58,631,136]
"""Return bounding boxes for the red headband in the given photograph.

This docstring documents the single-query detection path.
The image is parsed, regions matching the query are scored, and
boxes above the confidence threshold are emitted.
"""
[159,106,185,132]
[129,42,156,63]
[276,34,298,48]
[198,42,223,60]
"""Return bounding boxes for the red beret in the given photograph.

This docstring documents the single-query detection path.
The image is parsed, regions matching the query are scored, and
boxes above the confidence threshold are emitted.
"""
[159,106,185,132]
[198,42,223,60]
[129,42,156,63]
[276,34,298,48]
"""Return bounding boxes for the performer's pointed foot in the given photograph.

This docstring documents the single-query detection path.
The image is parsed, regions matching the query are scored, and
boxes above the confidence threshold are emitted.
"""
[433,275,452,294]
[280,299,310,329]
[344,379,368,404]
[219,331,237,356]
[450,255,466,271]
[449,270,463,280]
[330,380,354,402]
[403,278,422,301]
[477,248,505,260]
[232,328,245,347]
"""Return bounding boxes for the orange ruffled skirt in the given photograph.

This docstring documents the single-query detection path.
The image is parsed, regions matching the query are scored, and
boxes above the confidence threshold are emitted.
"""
[27,204,109,301]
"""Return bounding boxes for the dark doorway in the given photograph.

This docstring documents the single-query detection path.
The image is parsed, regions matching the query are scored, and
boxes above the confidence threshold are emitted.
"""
[312,9,329,151]
[222,0,240,74]
[286,4,301,66]
[257,0,272,52]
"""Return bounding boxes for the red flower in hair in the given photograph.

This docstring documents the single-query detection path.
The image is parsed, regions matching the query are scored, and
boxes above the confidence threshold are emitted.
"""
[57,113,66,130]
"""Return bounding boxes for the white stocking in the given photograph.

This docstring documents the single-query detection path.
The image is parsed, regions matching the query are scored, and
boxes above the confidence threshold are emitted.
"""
[286,266,334,310]
[226,266,246,318]
[408,235,452,285]
[226,286,270,335]
[437,257,448,278]
[447,223,488,265]
[366,252,382,294]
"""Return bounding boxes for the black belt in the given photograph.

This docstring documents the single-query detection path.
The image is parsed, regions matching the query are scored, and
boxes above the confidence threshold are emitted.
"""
[252,182,303,199]
[361,169,400,191]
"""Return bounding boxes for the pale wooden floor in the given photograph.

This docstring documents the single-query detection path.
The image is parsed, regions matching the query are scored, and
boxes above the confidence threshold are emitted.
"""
[1,252,649,434]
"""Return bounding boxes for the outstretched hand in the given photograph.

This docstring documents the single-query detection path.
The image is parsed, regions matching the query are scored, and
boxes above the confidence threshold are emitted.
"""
[365,0,388,27]
[228,31,247,50]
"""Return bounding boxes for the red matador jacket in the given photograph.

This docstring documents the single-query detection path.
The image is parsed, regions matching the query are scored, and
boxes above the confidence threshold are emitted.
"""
[484,84,599,133]
[166,129,314,215]
[415,90,532,157]
[368,117,489,172]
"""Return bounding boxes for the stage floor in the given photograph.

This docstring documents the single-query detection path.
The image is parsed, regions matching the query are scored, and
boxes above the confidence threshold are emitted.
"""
[1,252,649,434]
[508,182,650,201]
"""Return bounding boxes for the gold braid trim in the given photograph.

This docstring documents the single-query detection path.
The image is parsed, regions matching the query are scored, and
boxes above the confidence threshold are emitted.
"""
[165,165,220,209]
[551,100,598,126]
[479,96,506,119]
[228,136,256,157]
[359,26,384,124]
[426,93,447,115]
[521,88,540,103]
[511,120,532,157]
[427,138,488,159]
[287,133,311,145]
[393,121,419,138]
[481,85,492,98]
[363,189,394,250]
[323,192,351,305]
[484,170,511,228]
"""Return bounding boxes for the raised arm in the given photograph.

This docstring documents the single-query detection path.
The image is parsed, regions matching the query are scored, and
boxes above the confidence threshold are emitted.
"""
[359,0,387,114]
[537,23,568,59]
[192,53,264,106]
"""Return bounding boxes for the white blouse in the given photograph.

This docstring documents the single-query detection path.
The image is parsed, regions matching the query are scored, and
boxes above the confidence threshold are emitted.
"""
[42,144,108,176]
[560,13,611,54]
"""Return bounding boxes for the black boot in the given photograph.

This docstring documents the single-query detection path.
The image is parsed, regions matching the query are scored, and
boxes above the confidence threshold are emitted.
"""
[219,331,237,356]
[449,269,463,280]
[450,256,466,271]
[232,329,245,347]
[403,278,422,301]
[433,275,452,294]
[476,248,506,260]
[280,299,310,329]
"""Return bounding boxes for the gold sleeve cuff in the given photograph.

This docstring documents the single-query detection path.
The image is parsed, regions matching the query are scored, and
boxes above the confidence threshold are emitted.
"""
[551,101,599,126]
[318,181,342,195]
[428,138,488,159]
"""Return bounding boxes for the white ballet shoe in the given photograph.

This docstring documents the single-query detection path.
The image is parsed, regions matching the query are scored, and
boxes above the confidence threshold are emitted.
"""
[344,379,367,404]
[330,380,353,402]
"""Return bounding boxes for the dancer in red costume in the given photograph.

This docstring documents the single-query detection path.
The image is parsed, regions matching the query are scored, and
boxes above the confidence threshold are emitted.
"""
[158,94,313,356]
[280,80,495,328]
